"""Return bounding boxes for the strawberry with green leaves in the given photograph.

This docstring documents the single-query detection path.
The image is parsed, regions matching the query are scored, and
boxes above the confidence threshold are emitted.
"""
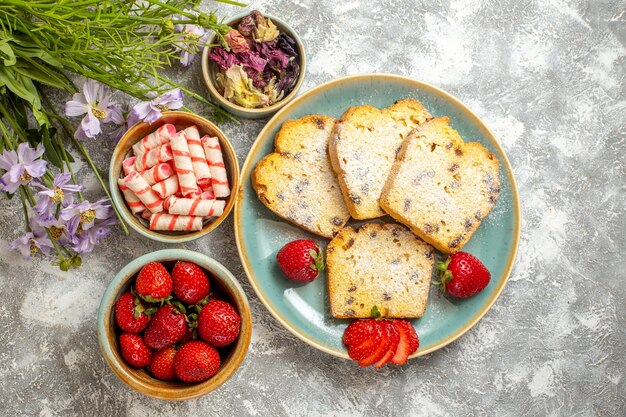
[276,240,324,283]
[114,291,154,333]
[143,304,187,350]
[436,252,491,298]
[135,262,173,302]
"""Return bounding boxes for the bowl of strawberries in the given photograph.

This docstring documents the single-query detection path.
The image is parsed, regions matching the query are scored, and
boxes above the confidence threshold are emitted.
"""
[97,249,251,400]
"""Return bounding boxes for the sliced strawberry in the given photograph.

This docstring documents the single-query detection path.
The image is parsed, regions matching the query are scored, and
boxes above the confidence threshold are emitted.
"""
[391,320,420,365]
[374,321,400,368]
[359,321,391,367]
[347,322,382,362]
[343,319,377,347]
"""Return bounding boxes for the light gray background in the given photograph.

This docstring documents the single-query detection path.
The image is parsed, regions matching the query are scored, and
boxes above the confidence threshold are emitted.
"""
[0,0,624,416]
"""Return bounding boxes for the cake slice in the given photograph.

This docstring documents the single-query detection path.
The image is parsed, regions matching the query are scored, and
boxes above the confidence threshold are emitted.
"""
[328,99,432,220]
[252,115,350,238]
[380,117,501,254]
[326,223,435,319]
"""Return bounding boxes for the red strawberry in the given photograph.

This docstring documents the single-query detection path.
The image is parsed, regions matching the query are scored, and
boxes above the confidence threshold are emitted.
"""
[358,321,392,367]
[437,252,491,298]
[346,320,383,362]
[198,300,241,347]
[174,341,221,383]
[374,321,400,368]
[390,320,419,365]
[135,262,173,301]
[119,333,152,368]
[171,261,210,304]
[114,291,151,333]
[149,346,177,381]
[343,319,378,347]
[143,305,188,350]
[179,326,195,344]
[276,240,324,283]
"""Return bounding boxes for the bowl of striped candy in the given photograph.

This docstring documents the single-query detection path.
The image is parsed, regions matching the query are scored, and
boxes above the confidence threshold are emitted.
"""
[109,111,240,243]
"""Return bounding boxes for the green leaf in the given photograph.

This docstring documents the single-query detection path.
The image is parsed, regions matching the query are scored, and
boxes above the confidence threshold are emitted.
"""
[371,305,382,319]
[143,307,158,316]
[42,129,63,168]
[172,300,186,314]
[0,41,16,66]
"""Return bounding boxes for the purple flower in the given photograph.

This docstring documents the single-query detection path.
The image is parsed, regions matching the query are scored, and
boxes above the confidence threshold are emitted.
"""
[128,89,184,126]
[71,216,115,254]
[36,215,72,245]
[238,50,267,73]
[0,142,47,194]
[33,173,82,218]
[60,198,114,237]
[174,24,209,67]
[108,104,128,142]
[10,218,54,260]
[65,79,121,140]
[209,47,241,71]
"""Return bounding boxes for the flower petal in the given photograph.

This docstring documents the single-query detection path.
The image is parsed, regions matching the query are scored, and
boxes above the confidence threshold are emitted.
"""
[81,113,101,137]
[65,93,89,117]
[25,160,47,179]
[0,149,18,171]
[54,173,72,187]
[83,79,102,105]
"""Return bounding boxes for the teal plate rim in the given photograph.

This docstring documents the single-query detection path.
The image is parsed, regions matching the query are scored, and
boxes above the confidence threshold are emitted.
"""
[234,73,521,360]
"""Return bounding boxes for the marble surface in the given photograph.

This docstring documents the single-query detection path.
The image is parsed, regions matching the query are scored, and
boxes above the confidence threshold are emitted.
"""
[0,0,624,416]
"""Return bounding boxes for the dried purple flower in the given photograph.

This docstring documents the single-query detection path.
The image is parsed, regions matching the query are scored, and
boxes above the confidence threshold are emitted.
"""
[238,50,267,73]
[33,173,82,218]
[277,33,298,57]
[209,47,241,71]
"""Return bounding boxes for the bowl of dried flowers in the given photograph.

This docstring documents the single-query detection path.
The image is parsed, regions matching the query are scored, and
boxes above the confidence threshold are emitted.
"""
[202,10,306,119]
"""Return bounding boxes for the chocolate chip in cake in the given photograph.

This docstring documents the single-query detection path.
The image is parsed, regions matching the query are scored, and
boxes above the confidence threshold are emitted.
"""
[404,199,411,212]
[424,249,433,259]
[344,309,355,316]
[294,178,309,193]
[382,292,392,301]
[369,231,377,239]
[348,285,357,292]
[448,163,459,172]
[426,169,435,178]
[345,297,354,305]
[314,117,325,129]
[475,211,483,221]
[331,217,343,226]
[343,238,355,250]
[489,195,497,204]
[455,148,463,156]
[350,194,361,205]
[448,235,464,248]
[424,224,434,234]
[445,142,453,149]
[464,218,473,231]
[276,192,285,201]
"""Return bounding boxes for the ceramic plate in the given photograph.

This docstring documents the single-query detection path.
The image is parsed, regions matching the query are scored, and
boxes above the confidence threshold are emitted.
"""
[235,74,520,359]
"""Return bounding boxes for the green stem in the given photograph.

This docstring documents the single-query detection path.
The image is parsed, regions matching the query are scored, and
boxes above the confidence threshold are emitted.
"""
[0,118,16,151]
[18,186,31,232]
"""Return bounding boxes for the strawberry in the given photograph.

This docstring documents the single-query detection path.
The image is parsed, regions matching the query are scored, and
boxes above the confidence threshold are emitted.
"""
[437,252,491,298]
[358,321,392,367]
[374,321,400,368]
[276,240,324,283]
[143,305,188,350]
[171,261,210,304]
[149,346,177,381]
[390,320,419,365]
[346,320,383,362]
[119,333,152,368]
[114,291,152,333]
[135,262,173,301]
[174,341,221,383]
[343,319,378,347]
[198,300,240,347]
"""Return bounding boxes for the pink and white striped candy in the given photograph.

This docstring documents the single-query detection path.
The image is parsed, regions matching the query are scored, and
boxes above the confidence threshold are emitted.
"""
[140,209,153,220]
[184,126,212,184]
[117,178,145,214]
[132,123,176,156]
[152,175,179,199]
[202,136,230,198]
[122,157,137,176]
[170,132,199,197]
[163,195,216,217]
[200,190,215,200]
[140,163,173,186]
[207,200,225,217]
[135,144,172,172]
[124,171,163,213]
[149,213,203,231]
